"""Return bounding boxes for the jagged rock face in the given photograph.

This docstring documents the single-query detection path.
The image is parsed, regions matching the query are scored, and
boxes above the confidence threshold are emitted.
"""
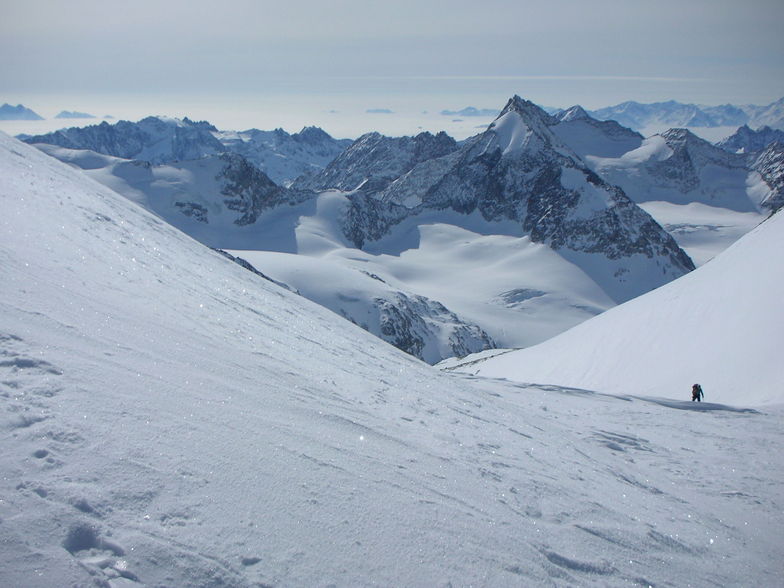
[294,130,458,193]
[366,293,495,364]
[169,152,313,227]
[750,142,784,212]
[717,125,784,154]
[216,126,352,185]
[647,129,704,193]
[218,153,289,225]
[24,117,225,163]
[333,97,694,289]
[655,129,755,199]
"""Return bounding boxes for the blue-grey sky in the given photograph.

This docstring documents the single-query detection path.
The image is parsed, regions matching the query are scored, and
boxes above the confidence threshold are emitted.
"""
[2,0,783,136]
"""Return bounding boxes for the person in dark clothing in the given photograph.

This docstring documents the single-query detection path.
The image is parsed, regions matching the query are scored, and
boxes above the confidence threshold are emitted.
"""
[691,383,704,402]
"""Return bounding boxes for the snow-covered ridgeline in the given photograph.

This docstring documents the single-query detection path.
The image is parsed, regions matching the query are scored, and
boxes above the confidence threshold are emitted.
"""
[23,116,350,185]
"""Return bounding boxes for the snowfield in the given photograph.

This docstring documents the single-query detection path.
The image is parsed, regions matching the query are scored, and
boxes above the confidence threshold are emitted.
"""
[2,132,783,587]
[446,208,783,407]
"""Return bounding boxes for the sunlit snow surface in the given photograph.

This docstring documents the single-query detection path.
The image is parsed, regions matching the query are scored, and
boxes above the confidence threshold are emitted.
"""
[446,209,784,407]
[2,133,782,587]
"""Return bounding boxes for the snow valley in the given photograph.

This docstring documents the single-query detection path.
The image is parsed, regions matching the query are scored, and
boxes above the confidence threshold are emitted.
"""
[22,97,781,364]
[2,125,784,587]
[2,89,783,586]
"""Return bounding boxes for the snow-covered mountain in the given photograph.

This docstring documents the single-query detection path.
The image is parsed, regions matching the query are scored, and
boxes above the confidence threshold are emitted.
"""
[741,96,784,130]
[0,102,44,120]
[55,110,96,119]
[302,97,693,299]
[234,98,695,359]
[440,106,500,117]
[8,128,784,585]
[577,126,770,264]
[23,116,226,163]
[292,129,458,193]
[445,208,784,407]
[23,117,351,185]
[589,128,757,210]
[750,142,784,212]
[716,124,784,153]
[551,105,644,159]
[590,100,734,131]
[29,144,495,363]
[589,97,784,133]
[3,130,783,588]
[31,145,306,239]
[30,97,696,362]
[213,126,351,185]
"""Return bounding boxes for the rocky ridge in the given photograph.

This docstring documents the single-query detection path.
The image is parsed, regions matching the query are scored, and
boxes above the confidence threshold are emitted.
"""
[24,116,351,185]
[303,96,694,302]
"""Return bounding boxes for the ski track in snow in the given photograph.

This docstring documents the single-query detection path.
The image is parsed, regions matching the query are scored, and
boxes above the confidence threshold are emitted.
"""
[2,132,783,587]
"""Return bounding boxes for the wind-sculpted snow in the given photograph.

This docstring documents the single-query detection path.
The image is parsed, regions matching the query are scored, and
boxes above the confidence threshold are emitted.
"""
[2,132,782,587]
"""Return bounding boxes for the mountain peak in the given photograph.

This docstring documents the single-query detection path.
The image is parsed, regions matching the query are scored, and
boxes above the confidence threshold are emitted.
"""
[498,95,552,122]
[0,102,44,121]
[293,126,332,144]
[481,96,562,158]
[660,127,699,144]
[557,105,591,123]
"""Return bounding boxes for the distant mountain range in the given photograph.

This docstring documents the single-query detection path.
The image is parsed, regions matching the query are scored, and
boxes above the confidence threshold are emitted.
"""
[588,97,784,132]
[441,97,784,133]
[20,96,784,362]
[26,97,701,363]
[0,103,43,120]
[54,110,96,119]
[23,116,350,185]
[716,125,784,153]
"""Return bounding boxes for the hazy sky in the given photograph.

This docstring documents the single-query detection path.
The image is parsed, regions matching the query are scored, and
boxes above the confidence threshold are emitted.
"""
[2,0,783,136]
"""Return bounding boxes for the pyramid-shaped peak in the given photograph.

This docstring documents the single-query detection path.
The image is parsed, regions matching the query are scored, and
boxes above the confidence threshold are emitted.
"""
[660,127,700,145]
[498,95,553,122]
[557,105,591,122]
[295,126,332,142]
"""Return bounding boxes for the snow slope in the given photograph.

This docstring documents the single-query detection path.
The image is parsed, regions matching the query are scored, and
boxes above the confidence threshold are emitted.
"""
[447,210,783,407]
[32,112,686,360]
[2,132,783,586]
[230,202,617,360]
